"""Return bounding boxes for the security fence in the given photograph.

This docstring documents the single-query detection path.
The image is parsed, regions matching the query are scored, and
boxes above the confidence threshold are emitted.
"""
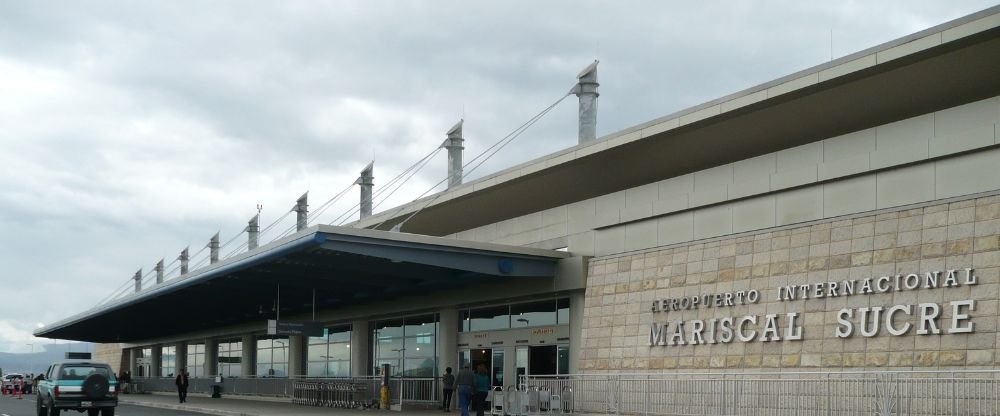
[522,371,1000,416]
[136,375,439,404]
[138,376,296,397]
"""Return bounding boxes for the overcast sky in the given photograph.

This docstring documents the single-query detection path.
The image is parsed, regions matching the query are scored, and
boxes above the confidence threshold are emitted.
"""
[0,1,995,353]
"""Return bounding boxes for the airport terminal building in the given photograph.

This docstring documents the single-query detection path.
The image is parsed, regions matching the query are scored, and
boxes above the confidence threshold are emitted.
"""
[37,6,1000,401]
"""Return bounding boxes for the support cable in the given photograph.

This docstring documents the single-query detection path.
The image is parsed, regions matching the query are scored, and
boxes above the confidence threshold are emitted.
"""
[327,147,442,226]
[375,93,571,231]
[309,181,358,226]
[334,147,441,226]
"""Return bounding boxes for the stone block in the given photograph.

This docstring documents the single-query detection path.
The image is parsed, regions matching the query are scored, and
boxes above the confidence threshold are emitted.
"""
[776,187,823,226]
[929,124,995,158]
[771,165,818,191]
[818,153,870,181]
[936,147,1000,199]
[693,205,732,240]
[657,212,694,246]
[876,163,935,209]
[594,227,625,257]
[824,175,876,218]
[934,97,999,138]
[732,196,776,233]
[824,128,877,161]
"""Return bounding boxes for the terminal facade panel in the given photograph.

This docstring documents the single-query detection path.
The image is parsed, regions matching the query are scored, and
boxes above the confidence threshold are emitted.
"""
[72,7,1000,386]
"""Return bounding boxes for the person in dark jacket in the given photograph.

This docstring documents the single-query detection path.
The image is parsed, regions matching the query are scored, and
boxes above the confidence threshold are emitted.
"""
[175,368,189,403]
[441,367,455,411]
[121,371,132,394]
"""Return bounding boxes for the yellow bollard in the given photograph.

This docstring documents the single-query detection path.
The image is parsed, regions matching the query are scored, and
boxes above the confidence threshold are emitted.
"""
[380,384,390,409]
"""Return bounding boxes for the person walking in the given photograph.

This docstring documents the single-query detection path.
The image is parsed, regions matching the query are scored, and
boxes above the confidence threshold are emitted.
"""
[455,365,475,416]
[441,367,455,412]
[121,370,132,394]
[473,364,490,416]
[174,368,189,403]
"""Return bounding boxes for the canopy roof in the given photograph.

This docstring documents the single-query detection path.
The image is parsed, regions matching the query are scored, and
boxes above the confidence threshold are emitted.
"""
[36,225,569,343]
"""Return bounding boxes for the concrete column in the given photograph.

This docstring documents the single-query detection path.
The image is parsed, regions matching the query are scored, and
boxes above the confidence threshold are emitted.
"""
[150,345,162,378]
[443,120,464,188]
[572,60,600,144]
[179,247,190,275]
[357,163,374,219]
[128,348,139,377]
[241,334,256,377]
[204,339,218,377]
[288,335,305,378]
[350,320,370,376]
[247,214,260,250]
[155,259,164,284]
[293,193,309,231]
[209,233,220,265]
[133,269,142,293]
[175,341,187,376]
[437,308,458,378]
[568,291,586,374]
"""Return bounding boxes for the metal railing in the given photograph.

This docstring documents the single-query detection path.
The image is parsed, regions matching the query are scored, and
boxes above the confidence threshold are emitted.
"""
[136,375,439,403]
[522,371,1000,415]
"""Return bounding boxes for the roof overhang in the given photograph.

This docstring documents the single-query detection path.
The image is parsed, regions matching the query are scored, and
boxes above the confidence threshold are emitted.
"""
[362,11,1000,236]
[35,225,569,343]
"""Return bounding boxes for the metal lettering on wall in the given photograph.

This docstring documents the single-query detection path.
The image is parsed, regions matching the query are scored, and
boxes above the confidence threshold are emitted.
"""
[647,268,977,346]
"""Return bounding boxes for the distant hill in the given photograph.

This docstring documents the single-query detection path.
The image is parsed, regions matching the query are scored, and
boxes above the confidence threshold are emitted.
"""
[0,343,94,375]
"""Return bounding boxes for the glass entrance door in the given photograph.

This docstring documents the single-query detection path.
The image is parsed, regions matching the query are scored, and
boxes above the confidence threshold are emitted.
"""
[528,345,557,375]
[460,348,504,388]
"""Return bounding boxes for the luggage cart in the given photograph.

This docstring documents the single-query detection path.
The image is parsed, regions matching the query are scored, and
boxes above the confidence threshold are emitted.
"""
[491,386,504,416]
[560,385,573,414]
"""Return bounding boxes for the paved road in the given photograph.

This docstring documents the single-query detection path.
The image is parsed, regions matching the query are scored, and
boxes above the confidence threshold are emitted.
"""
[0,396,202,416]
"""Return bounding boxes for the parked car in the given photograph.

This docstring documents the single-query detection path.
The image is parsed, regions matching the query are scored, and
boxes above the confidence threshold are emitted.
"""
[36,361,118,416]
[2,373,24,394]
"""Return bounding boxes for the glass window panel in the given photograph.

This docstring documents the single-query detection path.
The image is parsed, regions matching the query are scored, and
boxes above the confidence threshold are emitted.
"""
[404,337,433,357]
[557,298,570,325]
[375,336,403,352]
[273,343,288,363]
[307,362,326,377]
[375,319,404,338]
[557,346,570,375]
[329,327,351,343]
[403,358,434,377]
[510,300,557,328]
[328,343,351,361]
[458,350,471,370]
[375,359,401,376]
[404,314,436,336]
[492,350,505,387]
[330,361,350,377]
[470,305,510,331]
[460,310,471,332]
[307,344,327,362]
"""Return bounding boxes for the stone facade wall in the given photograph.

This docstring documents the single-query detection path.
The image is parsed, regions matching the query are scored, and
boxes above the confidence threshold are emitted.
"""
[94,343,125,374]
[580,194,1000,372]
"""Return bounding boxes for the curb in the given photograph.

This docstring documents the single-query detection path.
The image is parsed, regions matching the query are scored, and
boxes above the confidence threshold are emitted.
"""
[118,399,251,416]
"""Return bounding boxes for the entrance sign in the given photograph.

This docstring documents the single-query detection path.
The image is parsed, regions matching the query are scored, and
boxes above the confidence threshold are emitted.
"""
[267,320,323,337]
[648,268,978,347]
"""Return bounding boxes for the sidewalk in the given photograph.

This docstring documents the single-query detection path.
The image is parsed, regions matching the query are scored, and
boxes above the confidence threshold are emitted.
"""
[119,392,445,416]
